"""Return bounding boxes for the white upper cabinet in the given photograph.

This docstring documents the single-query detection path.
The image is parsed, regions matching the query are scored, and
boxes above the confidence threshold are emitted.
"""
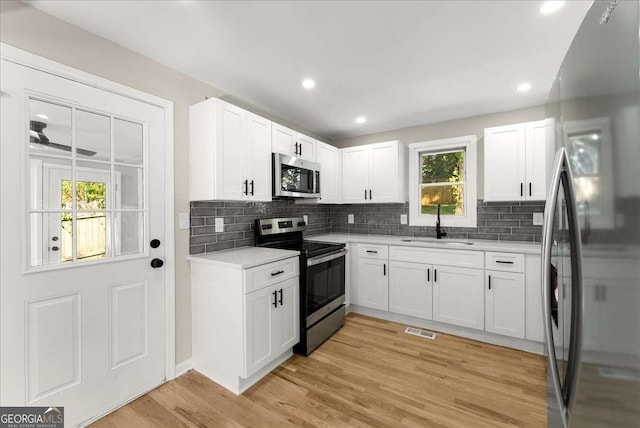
[272,122,316,161]
[315,141,342,204]
[484,119,554,201]
[341,140,407,204]
[190,98,272,201]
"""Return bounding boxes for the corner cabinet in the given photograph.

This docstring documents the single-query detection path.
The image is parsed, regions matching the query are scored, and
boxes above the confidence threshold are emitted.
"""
[341,140,407,204]
[484,118,554,202]
[190,98,272,201]
[272,122,316,161]
[190,256,299,395]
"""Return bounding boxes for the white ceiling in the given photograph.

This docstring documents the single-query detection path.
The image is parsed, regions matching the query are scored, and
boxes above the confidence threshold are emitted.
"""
[26,0,591,140]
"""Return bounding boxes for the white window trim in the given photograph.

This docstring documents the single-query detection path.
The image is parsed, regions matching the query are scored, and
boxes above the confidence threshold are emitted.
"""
[408,135,477,228]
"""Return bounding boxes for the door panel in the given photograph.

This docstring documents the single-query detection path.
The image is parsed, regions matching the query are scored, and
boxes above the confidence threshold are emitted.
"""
[525,119,552,200]
[216,101,246,200]
[484,124,526,201]
[244,286,275,378]
[356,258,388,311]
[1,60,167,426]
[272,123,296,156]
[485,271,525,338]
[246,112,272,201]
[369,142,397,202]
[389,261,432,320]
[342,146,369,203]
[276,278,299,354]
[296,132,316,161]
[432,265,484,330]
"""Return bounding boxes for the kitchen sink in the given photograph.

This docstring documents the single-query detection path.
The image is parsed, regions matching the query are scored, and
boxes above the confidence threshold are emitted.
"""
[400,238,474,246]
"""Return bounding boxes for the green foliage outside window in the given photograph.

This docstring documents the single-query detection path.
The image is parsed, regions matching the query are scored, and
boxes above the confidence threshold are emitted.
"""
[420,151,465,216]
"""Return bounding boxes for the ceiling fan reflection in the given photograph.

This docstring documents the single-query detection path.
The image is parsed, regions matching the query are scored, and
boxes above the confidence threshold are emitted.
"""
[29,120,97,157]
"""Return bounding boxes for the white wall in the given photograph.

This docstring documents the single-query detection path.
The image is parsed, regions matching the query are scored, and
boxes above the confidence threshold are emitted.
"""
[0,1,325,365]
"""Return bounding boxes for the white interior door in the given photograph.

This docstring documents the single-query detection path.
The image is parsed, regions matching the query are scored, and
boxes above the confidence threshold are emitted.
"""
[1,60,167,426]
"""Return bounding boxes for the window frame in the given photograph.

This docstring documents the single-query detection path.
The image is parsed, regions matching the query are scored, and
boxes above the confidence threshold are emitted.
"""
[408,135,477,228]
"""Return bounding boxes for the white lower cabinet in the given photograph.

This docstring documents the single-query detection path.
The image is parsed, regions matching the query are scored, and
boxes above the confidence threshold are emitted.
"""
[432,265,485,330]
[389,261,432,320]
[357,258,389,311]
[191,256,299,394]
[485,270,525,339]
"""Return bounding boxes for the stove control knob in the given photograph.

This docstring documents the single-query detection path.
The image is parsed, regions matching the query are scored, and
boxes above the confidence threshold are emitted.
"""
[261,224,272,230]
[297,221,306,226]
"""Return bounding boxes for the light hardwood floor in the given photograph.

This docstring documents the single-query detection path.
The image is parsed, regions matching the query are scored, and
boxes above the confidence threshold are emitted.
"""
[91,313,547,427]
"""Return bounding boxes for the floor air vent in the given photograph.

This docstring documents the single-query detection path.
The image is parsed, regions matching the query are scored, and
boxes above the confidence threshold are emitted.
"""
[404,327,436,340]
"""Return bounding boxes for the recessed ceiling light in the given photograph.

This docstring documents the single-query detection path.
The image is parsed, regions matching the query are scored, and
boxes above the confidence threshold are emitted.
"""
[540,1,565,15]
[355,116,367,124]
[591,134,599,140]
[302,79,315,89]
[517,82,532,92]
[36,113,49,120]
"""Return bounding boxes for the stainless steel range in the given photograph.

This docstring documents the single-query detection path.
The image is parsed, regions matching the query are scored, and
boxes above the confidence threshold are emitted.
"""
[255,217,346,355]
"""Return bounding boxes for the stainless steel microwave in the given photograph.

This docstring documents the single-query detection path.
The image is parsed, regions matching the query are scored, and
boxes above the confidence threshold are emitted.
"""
[272,153,321,198]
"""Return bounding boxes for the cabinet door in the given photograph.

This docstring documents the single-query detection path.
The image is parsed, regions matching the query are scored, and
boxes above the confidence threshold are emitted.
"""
[342,146,370,203]
[484,123,526,201]
[525,254,544,342]
[216,101,247,200]
[485,271,525,338]
[433,265,484,330]
[272,123,296,156]
[356,258,388,311]
[369,141,399,202]
[246,112,272,201]
[389,261,432,320]
[244,285,276,378]
[525,119,552,200]
[274,278,300,355]
[316,142,341,204]
[296,132,316,161]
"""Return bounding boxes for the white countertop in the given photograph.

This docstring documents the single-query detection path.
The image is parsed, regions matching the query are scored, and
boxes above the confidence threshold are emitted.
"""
[307,233,542,255]
[187,247,300,269]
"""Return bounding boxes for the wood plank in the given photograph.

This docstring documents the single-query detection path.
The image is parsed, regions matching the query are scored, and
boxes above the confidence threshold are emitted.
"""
[91,313,547,427]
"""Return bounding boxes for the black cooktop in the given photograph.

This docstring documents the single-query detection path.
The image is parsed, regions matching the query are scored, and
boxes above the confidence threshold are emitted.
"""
[302,240,345,258]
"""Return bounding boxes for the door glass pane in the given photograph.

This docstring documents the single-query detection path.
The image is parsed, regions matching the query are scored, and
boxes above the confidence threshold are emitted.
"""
[115,165,143,209]
[76,212,108,261]
[115,212,143,256]
[114,119,143,165]
[76,109,111,161]
[421,150,465,183]
[29,156,72,210]
[30,212,73,267]
[420,184,464,215]
[75,161,110,210]
[29,99,72,158]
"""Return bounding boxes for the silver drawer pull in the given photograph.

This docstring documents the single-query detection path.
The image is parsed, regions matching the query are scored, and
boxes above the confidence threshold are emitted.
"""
[496,260,514,264]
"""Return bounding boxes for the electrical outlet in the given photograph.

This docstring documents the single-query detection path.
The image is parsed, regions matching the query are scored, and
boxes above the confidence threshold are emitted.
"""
[214,217,224,233]
[348,214,355,224]
[303,215,309,224]
[533,212,544,226]
[179,213,190,230]
[400,214,408,225]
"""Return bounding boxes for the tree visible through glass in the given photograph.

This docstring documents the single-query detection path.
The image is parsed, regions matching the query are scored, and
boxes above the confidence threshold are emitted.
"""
[420,150,465,216]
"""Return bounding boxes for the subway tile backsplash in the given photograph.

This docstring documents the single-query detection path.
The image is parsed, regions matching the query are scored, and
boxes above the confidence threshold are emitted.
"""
[190,199,545,254]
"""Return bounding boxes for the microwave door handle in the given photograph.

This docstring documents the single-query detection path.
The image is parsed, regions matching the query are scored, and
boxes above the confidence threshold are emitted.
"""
[562,149,584,423]
[542,148,569,428]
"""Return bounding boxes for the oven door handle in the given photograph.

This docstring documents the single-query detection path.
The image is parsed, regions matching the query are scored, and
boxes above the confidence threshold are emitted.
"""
[307,249,348,267]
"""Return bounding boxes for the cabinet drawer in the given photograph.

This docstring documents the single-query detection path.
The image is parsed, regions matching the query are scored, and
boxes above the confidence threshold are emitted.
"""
[390,246,483,269]
[244,257,299,294]
[485,252,524,273]
[357,244,389,260]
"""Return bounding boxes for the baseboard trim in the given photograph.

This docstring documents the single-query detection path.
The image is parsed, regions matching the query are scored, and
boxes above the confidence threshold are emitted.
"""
[175,358,193,378]
[347,305,545,355]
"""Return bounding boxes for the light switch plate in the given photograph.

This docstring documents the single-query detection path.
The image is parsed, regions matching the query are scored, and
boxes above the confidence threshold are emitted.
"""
[303,215,309,224]
[179,213,190,230]
[214,217,224,233]
[348,214,355,224]
[400,214,408,225]
[533,212,544,226]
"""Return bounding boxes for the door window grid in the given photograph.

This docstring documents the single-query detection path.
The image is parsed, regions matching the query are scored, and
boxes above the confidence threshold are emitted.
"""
[28,97,146,267]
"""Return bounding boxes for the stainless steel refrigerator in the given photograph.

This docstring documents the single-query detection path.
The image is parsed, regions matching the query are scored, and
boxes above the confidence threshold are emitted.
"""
[542,1,640,427]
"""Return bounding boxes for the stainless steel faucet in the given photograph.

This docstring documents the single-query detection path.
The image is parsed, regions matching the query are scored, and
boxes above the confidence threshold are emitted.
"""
[436,204,447,239]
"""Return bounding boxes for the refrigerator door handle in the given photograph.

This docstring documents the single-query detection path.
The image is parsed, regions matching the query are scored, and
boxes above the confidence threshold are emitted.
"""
[541,148,584,428]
